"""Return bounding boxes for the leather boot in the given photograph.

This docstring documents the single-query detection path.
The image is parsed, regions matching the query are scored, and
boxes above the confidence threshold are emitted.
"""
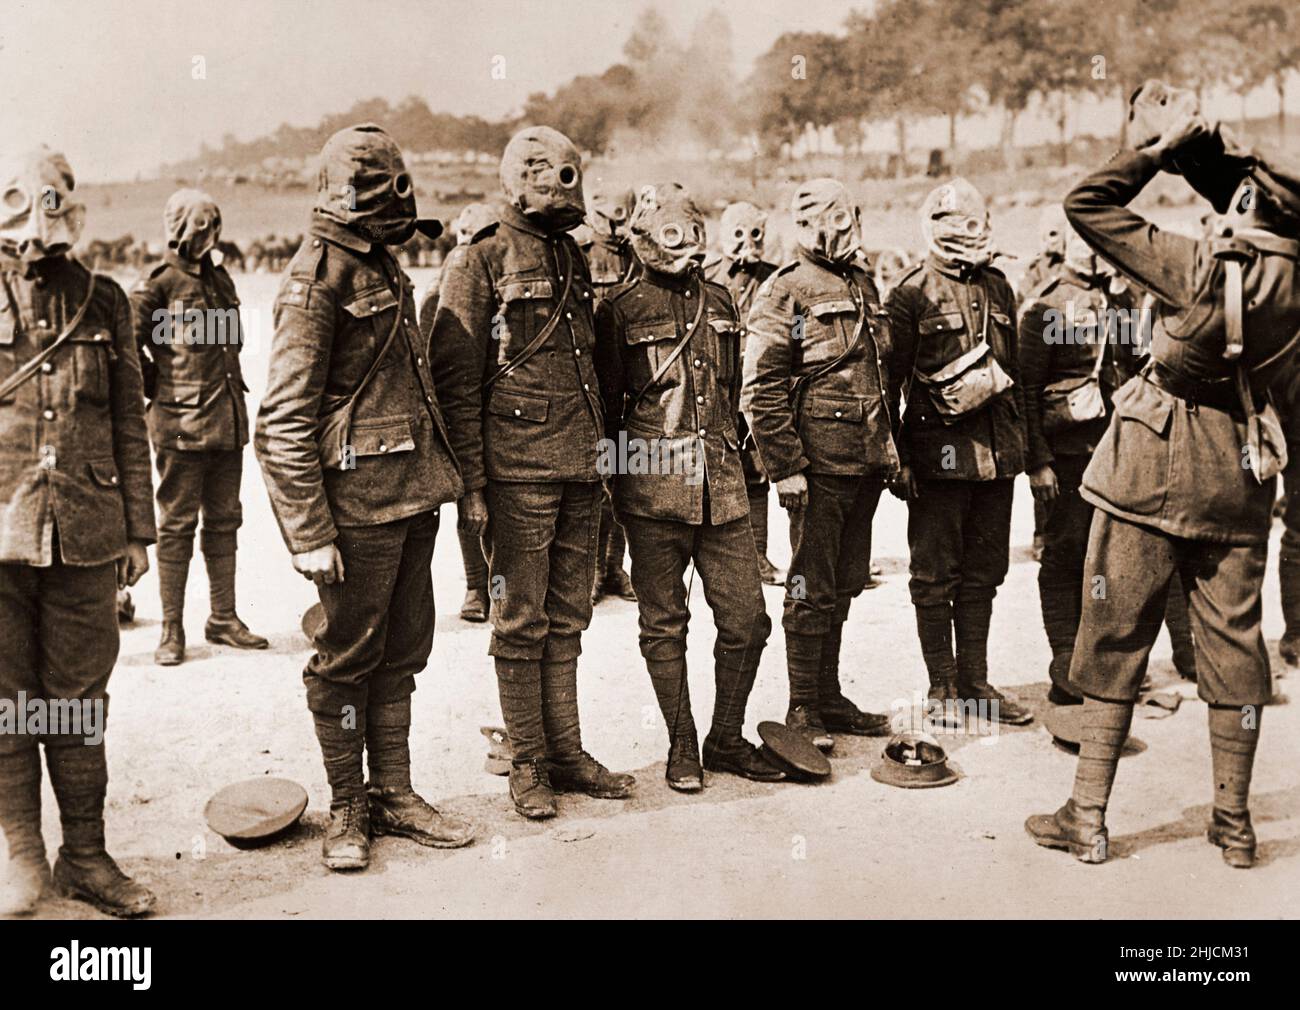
[0,748,50,916]
[702,736,786,782]
[46,743,155,916]
[666,729,703,792]
[204,552,268,649]
[916,602,960,724]
[600,567,637,601]
[955,595,1032,725]
[509,758,557,819]
[549,751,636,799]
[155,621,186,666]
[541,657,635,798]
[459,585,490,622]
[322,795,371,870]
[1207,809,1256,868]
[748,485,784,586]
[1024,799,1108,863]
[786,632,833,750]
[704,664,785,781]
[817,619,890,736]
[312,704,368,870]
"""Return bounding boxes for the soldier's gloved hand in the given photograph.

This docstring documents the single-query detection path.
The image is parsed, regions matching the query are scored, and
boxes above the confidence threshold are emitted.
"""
[458,489,489,536]
[1028,464,1060,503]
[117,540,150,589]
[293,543,346,586]
[775,472,808,511]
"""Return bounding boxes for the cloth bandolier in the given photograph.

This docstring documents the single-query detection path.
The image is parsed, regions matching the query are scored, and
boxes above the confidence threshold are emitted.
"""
[594,181,784,790]
[743,179,901,751]
[418,202,497,624]
[0,147,158,916]
[1019,239,1195,706]
[255,124,475,871]
[886,178,1035,727]
[131,189,267,665]
[582,183,638,605]
[1026,99,1300,868]
[705,200,782,586]
[429,127,635,820]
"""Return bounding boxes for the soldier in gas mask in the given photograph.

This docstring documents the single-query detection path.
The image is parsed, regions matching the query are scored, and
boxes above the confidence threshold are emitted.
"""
[418,201,498,623]
[0,147,157,916]
[430,127,635,820]
[255,124,475,872]
[582,183,638,605]
[743,180,901,751]
[131,190,267,665]
[706,201,783,586]
[595,182,785,790]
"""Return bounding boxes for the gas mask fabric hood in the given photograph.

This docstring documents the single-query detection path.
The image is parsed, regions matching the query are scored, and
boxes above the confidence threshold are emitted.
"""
[0,146,86,265]
[628,182,706,276]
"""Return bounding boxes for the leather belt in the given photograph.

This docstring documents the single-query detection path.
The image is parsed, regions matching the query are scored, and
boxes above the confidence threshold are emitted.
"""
[1146,360,1260,413]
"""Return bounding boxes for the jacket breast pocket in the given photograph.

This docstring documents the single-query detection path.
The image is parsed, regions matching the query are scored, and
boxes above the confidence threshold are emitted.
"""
[1092,377,1173,516]
[706,316,739,382]
[495,276,554,362]
[156,377,203,410]
[802,299,857,366]
[342,287,401,370]
[69,328,115,406]
[625,319,682,388]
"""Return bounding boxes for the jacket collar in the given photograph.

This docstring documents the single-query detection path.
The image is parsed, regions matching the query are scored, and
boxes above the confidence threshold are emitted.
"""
[310,213,374,255]
[640,262,702,294]
[164,248,203,277]
[498,201,567,241]
[926,253,987,282]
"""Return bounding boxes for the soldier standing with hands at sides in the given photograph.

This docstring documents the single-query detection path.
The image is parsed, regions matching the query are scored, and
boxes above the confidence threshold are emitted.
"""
[582,183,638,605]
[706,201,783,586]
[594,182,785,790]
[1027,93,1300,868]
[886,179,1039,727]
[131,189,267,665]
[255,124,475,872]
[0,147,157,916]
[743,179,901,752]
[418,201,498,623]
[430,127,635,820]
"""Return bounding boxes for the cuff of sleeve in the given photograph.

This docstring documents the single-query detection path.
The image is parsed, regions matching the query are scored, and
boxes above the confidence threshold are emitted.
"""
[287,528,338,556]
[766,457,809,483]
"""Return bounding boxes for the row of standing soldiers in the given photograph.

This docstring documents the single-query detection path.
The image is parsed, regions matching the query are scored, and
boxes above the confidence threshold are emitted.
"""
[3,107,1298,914]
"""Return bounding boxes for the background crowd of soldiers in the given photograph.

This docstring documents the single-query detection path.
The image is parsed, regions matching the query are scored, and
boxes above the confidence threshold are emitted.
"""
[3,77,1299,917]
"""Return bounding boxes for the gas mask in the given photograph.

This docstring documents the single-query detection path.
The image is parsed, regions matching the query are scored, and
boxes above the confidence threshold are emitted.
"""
[586,183,635,240]
[720,202,767,265]
[165,189,222,262]
[315,123,441,246]
[628,182,706,277]
[1038,206,1067,261]
[921,178,992,270]
[0,146,86,265]
[1063,225,1101,281]
[791,179,861,265]
[499,126,585,233]
[453,202,496,246]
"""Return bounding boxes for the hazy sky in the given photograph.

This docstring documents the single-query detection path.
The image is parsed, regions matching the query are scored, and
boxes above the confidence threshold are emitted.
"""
[0,0,862,181]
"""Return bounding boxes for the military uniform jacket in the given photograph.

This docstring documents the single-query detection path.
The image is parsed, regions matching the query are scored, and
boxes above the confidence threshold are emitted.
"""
[0,255,156,566]
[429,202,604,491]
[886,257,1029,481]
[593,266,748,526]
[131,251,249,453]
[254,216,463,555]
[1018,269,1136,467]
[704,255,777,337]
[741,250,900,482]
[1066,148,1300,544]
[584,235,636,301]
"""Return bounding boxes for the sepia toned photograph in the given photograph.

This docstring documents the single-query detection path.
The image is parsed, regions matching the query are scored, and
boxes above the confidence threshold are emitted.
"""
[0,0,1296,980]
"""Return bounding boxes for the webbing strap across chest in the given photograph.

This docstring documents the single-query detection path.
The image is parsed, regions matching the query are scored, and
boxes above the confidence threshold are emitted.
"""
[0,277,98,403]
[623,276,708,423]
[484,242,575,393]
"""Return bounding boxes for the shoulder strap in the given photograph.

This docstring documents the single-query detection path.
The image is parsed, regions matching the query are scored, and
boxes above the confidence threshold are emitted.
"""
[339,281,404,415]
[623,275,708,421]
[792,280,868,403]
[483,242,575,393]
[0,276,98,403]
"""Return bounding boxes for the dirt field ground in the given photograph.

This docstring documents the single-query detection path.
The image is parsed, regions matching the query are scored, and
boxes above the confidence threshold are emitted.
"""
[11,263,1299,921]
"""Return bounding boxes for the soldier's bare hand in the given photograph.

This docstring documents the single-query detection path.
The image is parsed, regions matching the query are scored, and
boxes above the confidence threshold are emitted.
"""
[1029,464,1059,503]
[458,489,489,536]
[775,472,808,511]
[293,544,345,586]
[889,464,918,502]
[117,540,150,589]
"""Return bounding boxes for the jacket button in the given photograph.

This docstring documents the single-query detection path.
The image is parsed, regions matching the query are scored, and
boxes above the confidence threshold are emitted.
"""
[698,427,706,436]
[42,409,55,420]
[38,319,48,328]
[425,395,433,404]
[110,475,118,484]
[694,358,702,367]
[40,362,52,374]
[696,395,704,404]
[565,312,573,320]
[312,240,320,247]
[416,356,423,366]
[583,383,590,391]
[514,408,522,416]
[379,443,388,453]
[574,348,581,356]
[834,410,843,418]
